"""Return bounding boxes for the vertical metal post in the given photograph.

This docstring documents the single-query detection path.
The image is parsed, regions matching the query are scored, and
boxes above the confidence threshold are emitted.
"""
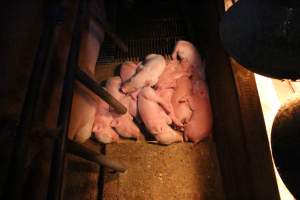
[1,2,62,200]
[47,0,87,199]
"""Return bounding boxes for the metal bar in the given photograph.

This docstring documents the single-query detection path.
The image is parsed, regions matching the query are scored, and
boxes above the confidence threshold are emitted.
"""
[1,2,62,200]
[75,68,127,114]
[104,28,129,53]
[46,1,87,199]
[26,124,126,172]
[66,139,126,172]
[91,15,128,53]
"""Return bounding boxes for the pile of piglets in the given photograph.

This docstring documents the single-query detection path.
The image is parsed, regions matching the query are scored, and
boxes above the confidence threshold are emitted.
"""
[92,40,213,145]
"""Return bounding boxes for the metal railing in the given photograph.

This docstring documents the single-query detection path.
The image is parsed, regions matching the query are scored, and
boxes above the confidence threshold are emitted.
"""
[46,0,86,199]
[47,0,128,199]
[2,1,126,200]
[1,1,64,199]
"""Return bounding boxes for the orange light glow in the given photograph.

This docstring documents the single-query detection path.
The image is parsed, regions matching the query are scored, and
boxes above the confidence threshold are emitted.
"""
[255,73,296,200]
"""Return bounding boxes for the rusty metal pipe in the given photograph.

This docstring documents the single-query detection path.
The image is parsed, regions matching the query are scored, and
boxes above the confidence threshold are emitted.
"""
[66,139,126,172]
[76,68,127,114]
[91,15,128,53]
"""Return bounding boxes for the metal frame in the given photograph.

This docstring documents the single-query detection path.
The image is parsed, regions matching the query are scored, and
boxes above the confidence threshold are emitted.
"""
[43,1,127,199]
[46,0,87,199]
[76,68,127,114]
[2,1,126,200]
[1,1,64,199]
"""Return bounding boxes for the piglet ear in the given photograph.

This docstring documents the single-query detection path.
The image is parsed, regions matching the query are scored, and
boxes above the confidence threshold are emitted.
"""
[186,96,197,111]
[171,42,180,60]
[171,51,177,60]
[136,63,144,72]
[183,132,189,142]
[110,119,119,127]
[178,95,189,103]
[92,124,98,132]
[113,134,120,143]
[172,51,183,61]
[129,93,136,100]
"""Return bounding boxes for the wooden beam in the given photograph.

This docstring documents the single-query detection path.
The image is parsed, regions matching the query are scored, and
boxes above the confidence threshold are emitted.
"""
[231,58,280,199]
[184,0,280,199]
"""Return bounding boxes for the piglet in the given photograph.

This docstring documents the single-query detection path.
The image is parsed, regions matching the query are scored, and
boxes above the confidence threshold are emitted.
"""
[119,61,139,117]
[184,79,213,143]
[155,59,190,90]
[106,76,144,140]
[120,61,138,83]
[138,87,183,145]
[171,76,193,124]
[172,40,205,80]
[122,54,166,93]
[93,99,119,144]
[156,88,183,127]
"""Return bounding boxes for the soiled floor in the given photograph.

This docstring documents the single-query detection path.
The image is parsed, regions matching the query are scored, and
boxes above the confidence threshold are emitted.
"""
[64,141,103,200]
[95,56,224,200]
[64,155,100,200]
[102,139,224,200]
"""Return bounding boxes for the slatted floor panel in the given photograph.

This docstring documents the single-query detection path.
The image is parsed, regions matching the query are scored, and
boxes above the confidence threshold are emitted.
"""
[97,0,189,64]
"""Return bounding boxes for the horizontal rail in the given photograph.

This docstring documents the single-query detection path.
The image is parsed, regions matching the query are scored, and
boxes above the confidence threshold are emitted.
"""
[27,126,126,172]
[47,0,86,199]
[92,15,128,53]
[75,68,127,114]
[66,139,127,172]
[1,2,62,199]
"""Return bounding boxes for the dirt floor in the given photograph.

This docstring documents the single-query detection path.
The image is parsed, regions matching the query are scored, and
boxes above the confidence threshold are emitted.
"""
[102,139,224,200]
[64,154,100,200]
[64,141,103,200]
